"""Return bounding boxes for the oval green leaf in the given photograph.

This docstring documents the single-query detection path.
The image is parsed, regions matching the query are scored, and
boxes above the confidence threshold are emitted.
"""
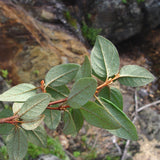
[0,83,37,102]
[45,63,80,88]
[44,110,61,130]
[6,127,28,160]
[46,85,69,100]
[100,97,138,140]
[80,101,121,129]
[99,87,123,110]
[18,93,51,119]
[21,115,45,130]
[71,109,84,132]
[67,77,97,109]
[26,126,47,147]
[63,111,77,136]
[119,65,155,87]
[92,69,106,82]
[91,35,120,79]
[75,56,92,81]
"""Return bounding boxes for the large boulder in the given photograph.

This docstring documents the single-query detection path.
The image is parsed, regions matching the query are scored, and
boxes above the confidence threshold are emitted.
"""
[77,0,160,43]
[144,0,160,28]
[0,0,88,84]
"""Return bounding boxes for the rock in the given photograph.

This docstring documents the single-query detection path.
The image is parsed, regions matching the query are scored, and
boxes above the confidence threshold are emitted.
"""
[144,0,160,28]
[37,154,61,160]
[0,76,9,94]
[139,108,160,141]
[133,135,160,160]
[40,10,55,22]
[78,0,160,43]
[0,76,9,110]
[78,0,143,43]
[0,0,89,84]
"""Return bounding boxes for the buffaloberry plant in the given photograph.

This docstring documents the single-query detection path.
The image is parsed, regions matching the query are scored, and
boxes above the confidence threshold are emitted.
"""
[0,36,155,160]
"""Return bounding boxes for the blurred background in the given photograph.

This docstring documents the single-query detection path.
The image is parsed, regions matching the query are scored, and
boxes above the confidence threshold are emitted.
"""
[0,0,160,159]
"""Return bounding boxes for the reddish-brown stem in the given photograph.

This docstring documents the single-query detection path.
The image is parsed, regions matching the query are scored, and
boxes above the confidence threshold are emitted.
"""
[40,80,46,93]
[0,115,19,124]
[48,98,68,106]
[47,105,70,110]
[96,73,120,92]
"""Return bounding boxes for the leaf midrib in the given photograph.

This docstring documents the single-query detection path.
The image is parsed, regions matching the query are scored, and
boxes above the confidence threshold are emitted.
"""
[101,98,136,136]
[20,95,49,118]
[1,87,37,98]
[81,107,120,129]
[63,112,77,134]
[119,75,153,79]
[46,68,78,87]
[47,86,68,98]
[96,98,121,127]
[32,130,45,146]
[68,80,95,102]
[98,38,108,78]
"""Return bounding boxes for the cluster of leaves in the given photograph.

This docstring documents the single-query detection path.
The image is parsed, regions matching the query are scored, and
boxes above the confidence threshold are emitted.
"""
[0,36,154,160]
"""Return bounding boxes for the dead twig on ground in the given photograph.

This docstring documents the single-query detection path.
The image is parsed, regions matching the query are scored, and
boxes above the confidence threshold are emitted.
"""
[137,100,160,113]
[112,136,122,155]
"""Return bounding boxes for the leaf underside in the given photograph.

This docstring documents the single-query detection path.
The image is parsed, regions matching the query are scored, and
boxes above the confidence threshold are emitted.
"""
[0,83,37,102]
[91,35,120,79]
[119,65,155,87]
[45,63,80,87]
[99,97,138,140]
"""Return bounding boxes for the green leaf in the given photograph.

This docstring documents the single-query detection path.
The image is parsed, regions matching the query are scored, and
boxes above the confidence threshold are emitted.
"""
[119,65,155,87]
[99,98,138,140]
[26,126,47,147]
[91,36,120,79]
[21,115,45,130]
[63,111,77,136]
[80,101,121,129]
[75,56,91,81]
[12,103,23,114]
[99,87,123,110]
[6,127,28,160]
[18,93,50,119]
[92,69,106,82]
[67,77,97,109]
[71,109,84,132]
[44,110,61,130]
[45,63,80,87]
[0,83,37,102]
[46,85,69,100]
[0,109,14,135]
